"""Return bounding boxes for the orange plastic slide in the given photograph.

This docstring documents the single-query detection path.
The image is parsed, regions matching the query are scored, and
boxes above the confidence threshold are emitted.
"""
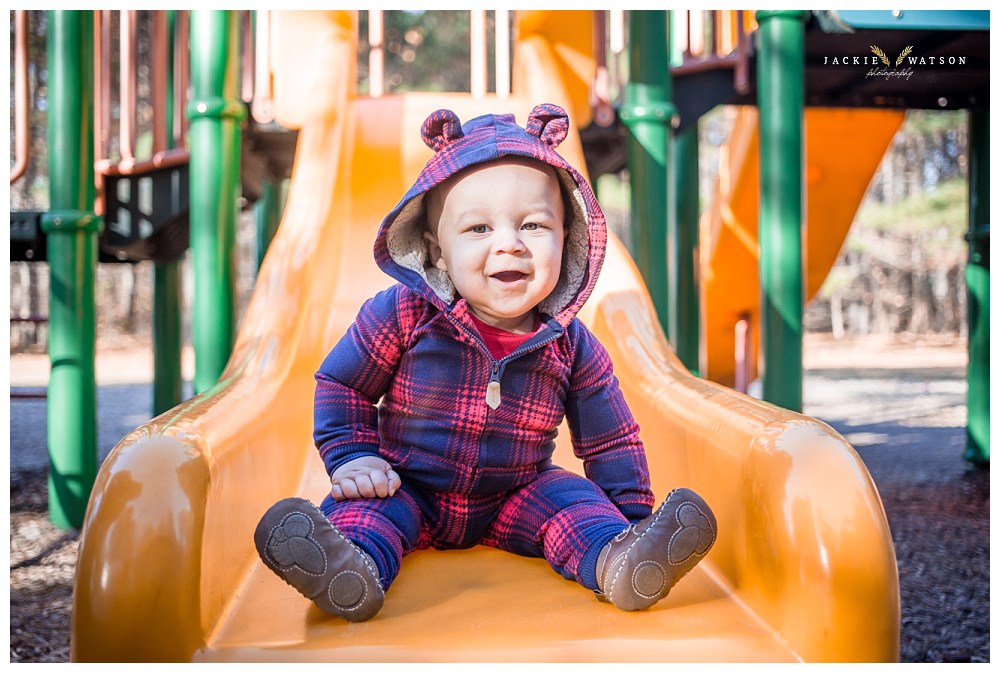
[72,11,899,662]
[701,106,905,385]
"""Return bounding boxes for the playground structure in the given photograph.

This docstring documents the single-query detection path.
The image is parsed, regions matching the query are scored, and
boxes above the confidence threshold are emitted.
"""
[7,9,988,663]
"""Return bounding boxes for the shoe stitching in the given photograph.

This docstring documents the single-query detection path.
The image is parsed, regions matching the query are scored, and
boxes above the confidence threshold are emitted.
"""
[666,501,716,566]
[327,570,369,613]
[264,509,328,578]
[631,560,666,599]
[264,505,383,593]
[329,523,385,591]
[606,495,671,605]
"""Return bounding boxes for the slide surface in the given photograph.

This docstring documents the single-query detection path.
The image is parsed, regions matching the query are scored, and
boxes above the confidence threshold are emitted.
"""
[71,11,899,662]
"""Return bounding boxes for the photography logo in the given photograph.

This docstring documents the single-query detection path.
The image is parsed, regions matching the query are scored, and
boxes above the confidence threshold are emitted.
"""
[868,45,915,80]
[823,46,969,82]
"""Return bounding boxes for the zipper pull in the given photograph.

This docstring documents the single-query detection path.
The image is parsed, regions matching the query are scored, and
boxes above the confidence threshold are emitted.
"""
[486,363,501,410]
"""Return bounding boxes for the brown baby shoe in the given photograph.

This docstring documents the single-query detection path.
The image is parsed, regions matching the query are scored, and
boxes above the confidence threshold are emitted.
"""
[254,497,384,622]
[596,487,717,611]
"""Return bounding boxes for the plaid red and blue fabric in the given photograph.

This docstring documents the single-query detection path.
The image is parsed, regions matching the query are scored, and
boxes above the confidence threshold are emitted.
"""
[320,466,630,591]
[315,283,654,519]
[313,104,656,591]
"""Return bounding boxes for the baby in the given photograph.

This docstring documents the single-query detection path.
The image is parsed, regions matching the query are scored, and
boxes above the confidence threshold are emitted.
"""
[254,104,716,622]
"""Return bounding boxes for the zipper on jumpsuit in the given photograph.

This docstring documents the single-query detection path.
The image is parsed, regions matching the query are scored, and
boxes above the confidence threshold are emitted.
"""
[455,319,561,412]
[452,317,562,492]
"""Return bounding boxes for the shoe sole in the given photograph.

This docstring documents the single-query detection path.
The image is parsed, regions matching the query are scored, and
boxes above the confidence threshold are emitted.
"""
[254,497,384,622]
[603,487,717,610]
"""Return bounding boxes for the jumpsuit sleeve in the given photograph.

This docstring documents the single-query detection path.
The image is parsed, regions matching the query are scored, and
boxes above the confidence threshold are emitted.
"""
[564,322,655,523]
[313,284,410,477]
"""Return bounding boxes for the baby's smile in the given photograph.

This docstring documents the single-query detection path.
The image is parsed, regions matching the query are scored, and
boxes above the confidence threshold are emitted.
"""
[490,270,529,283]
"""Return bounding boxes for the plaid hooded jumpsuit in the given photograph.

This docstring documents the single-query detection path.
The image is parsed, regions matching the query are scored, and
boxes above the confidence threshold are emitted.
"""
[313,104,655,593]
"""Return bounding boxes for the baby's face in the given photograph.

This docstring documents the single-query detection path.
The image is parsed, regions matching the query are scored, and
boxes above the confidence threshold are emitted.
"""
[426,158,565,334]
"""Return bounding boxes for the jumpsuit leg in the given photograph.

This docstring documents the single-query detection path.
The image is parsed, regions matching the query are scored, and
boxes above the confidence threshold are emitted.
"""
[319,483,427,591]
[480,467,629,591]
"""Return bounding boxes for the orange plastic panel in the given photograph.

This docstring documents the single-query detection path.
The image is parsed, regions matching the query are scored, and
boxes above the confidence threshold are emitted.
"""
[701,107,905,386]
[514,10,595,129]
[71,10,899,663]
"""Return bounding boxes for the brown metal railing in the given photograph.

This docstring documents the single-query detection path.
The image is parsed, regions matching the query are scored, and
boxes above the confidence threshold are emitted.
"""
[364,10,512,100]
[12,10,752,189]
[241,11,752,124]
[673,10,753,94]
[93,10,190,212]
[734,313,752,394]
[249,11,274,123]
[10,10,30,184]
[592,12,615,127]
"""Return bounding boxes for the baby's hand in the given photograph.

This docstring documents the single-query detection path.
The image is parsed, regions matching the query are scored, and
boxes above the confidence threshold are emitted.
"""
[330,456,402,501]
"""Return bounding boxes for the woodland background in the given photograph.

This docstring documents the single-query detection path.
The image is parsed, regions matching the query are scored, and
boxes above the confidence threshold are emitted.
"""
[10,11,971,352]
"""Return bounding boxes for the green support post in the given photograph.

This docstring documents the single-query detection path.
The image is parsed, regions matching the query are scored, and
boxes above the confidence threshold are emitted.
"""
[755,10,807,412]
[964,110,989,463]
[153,262,183,413]
[671,126,700,373]
[620,10,676,337]
[188,11,246,393]
[668,10,700,373]
[255,178,282,272]
[42,10,100,530]
[153,9,184,414]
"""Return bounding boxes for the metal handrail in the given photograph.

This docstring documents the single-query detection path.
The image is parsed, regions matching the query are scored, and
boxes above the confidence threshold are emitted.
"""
[470,10,487,99]
[93,10,191,213]
[152,11,168,154]
[10,10,30,184]
[368,10,384,98]
[589,10,753,126]
[119,10,137,162]
[172,12,190,146]
[495,9,510,98]
[251,11,275,123]
[592,11,614,127]
[365,10,510,99]
[672,10,752,94]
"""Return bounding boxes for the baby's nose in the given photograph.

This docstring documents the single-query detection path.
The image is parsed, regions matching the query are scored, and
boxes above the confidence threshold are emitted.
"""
[494,226,527,254]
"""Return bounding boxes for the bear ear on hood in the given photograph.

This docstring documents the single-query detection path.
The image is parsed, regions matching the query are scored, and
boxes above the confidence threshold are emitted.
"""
[526,103,569,148]
[421,109,465,152]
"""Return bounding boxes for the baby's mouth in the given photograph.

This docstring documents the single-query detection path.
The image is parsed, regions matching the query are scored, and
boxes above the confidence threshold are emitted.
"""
[491,270,528,283]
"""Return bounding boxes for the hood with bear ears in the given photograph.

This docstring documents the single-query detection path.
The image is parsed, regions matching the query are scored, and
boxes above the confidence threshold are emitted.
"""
[372,103,607,329]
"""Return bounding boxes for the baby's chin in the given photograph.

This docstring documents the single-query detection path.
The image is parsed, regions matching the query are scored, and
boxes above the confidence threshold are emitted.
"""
[469,305,539,331]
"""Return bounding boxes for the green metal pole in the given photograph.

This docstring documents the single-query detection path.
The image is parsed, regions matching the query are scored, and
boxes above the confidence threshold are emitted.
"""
[255,178,281,272]
[153,9,184,414]
[964,110,989,463]
[672,125,700,373]
[187,11,246,393]
[621,10,676,337]
[42,10,100,530]
[755,10,806,412]
[153,262,184,413]
[667,10,699,373]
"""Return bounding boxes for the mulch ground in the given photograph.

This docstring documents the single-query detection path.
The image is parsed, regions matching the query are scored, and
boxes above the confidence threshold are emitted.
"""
[9,469,79,663]
[856,443,990,663]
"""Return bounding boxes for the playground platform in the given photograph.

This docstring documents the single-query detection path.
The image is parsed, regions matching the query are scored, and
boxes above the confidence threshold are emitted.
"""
[9,332,988,662]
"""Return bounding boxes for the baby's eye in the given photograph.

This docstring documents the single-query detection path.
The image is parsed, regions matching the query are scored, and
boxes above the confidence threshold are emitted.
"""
[522,222,541,231]
[470,224,490,234]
